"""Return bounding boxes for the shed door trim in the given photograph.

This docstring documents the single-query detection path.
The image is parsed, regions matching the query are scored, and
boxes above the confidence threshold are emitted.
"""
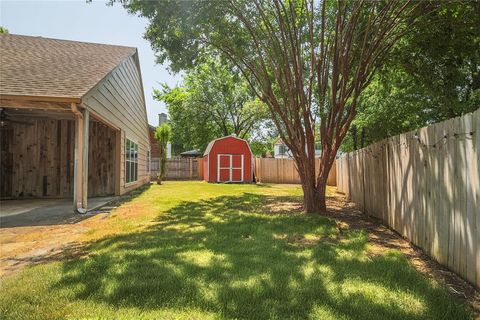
[217,154,244,182]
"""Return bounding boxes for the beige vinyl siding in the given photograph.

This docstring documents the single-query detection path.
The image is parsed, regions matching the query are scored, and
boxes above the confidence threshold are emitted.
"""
[81,52,150,194]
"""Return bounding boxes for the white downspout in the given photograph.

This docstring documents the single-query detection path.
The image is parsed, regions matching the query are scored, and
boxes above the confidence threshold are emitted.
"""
[71,103,87,214]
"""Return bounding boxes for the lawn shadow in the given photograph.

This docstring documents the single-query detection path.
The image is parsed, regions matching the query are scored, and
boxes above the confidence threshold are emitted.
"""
[53,193,471,319]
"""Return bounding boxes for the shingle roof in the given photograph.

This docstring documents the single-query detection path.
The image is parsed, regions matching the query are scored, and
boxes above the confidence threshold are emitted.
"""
[0,34,137,100]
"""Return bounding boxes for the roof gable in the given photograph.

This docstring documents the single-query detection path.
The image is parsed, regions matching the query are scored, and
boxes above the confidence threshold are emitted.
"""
[0,34,136,100]
[203,135,252,156]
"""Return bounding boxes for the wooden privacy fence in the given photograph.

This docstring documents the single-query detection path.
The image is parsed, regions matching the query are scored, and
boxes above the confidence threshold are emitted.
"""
[255,158,337,186]
[150,157,203,180]
[336,108,479,288]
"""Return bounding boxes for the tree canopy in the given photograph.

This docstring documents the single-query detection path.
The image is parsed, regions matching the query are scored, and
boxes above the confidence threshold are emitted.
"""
[342,1,480,151]
[155,57,270,154]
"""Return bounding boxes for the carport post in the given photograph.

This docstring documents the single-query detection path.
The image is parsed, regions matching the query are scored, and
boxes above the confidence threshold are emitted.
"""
[72,103,89,213]
[82,109,89,209]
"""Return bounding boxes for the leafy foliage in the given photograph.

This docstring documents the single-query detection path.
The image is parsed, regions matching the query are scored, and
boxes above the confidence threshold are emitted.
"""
[155,123,172,184]
[0,26,8,34]
[342,2,480,151]
[155,57,270,154]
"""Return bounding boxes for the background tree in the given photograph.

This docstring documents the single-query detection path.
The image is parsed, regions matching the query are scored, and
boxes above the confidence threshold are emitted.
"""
[155,123,172,185]
[342,1,480,151]
[0,26,8,34]
[124,0,428,212]
[155,57,270,154]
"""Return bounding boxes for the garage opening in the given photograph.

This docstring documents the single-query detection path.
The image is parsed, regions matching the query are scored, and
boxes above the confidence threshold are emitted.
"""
[0,107,118,225]
[1,111,117,199]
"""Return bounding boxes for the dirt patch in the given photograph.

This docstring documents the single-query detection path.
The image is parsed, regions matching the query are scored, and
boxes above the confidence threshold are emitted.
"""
[0,185,150,278]
[0,218,95,277]
[264,200,303,214]
[324,192,480,317]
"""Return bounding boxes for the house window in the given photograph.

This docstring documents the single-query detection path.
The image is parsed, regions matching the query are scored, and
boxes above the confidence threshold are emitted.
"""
[125,139,138,183]
[279,145,287,156]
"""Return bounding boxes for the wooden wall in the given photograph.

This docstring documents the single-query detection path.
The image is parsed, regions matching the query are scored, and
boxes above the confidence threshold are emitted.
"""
[82,53,150,194]
[88,121,116,197]
[254,158,337,186]
[1,119,74,198]
[336,108,479,288]
[0,119,116,199]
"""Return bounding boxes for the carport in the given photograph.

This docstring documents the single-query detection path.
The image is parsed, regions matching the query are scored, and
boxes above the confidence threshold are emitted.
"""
[0,103,118,216]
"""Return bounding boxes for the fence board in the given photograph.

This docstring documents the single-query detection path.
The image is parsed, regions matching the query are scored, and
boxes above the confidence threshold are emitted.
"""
[475,109,480,288]
[465,113,477,285]
[336,108,479,288]
[254,158,337,186]
[150,157,202,180]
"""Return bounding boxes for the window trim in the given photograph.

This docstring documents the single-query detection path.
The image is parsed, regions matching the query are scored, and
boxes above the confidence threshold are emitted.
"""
[147,150,151,174]
[278,145,287,156]
[125,138,139,185]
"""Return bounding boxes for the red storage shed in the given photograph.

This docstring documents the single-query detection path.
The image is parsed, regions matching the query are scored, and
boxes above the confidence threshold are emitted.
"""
[203,135,253,183]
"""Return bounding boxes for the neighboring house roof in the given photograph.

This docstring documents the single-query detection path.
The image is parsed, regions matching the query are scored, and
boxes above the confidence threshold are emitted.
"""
[275,138,285,145]
[180,149,203,157]
[0,34,136,101]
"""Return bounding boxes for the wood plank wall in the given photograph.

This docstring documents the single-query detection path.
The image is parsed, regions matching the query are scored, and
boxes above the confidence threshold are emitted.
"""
[254,158,337,186]
[0,119,116,198]
[1,119,74,198]
[87,121,116,197]
[336,108,480,288]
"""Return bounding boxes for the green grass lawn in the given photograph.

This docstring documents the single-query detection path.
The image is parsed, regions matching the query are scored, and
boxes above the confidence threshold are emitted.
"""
[0,182,473,319]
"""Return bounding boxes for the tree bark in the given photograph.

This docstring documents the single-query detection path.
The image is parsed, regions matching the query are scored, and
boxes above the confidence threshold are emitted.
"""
[302,184,325,214]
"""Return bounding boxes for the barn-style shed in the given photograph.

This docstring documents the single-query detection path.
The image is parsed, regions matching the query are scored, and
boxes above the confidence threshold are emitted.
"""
[203,135,253,183]
[0,34,150,213]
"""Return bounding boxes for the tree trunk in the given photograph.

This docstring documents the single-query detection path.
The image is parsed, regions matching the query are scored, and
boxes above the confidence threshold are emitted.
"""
[157,170,162,185]
[302,184,325,213]
[299,151,335,214]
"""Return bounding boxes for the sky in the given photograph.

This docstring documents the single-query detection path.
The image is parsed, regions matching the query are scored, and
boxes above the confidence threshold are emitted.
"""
[0,0,182,126]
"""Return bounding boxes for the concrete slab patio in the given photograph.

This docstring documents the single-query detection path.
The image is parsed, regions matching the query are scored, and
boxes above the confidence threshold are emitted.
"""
[0,197,115,228]
[0,197,115,277]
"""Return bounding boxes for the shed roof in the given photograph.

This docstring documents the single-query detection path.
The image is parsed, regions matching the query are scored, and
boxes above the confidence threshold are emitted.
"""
[203,135,252,156]
[0,34,136,101]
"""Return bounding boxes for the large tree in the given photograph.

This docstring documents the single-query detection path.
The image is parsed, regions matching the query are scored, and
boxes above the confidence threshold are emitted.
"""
[124,0,428,212]
[155,57,269,153]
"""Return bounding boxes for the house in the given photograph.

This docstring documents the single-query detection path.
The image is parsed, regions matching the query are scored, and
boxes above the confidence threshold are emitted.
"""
[273,138,293,158]
[203,135,253,183]
[0,34,150,213]
[273,138,322,158]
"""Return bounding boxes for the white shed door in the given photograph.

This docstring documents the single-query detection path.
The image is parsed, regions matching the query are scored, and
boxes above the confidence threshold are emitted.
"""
[217,154,244,182]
